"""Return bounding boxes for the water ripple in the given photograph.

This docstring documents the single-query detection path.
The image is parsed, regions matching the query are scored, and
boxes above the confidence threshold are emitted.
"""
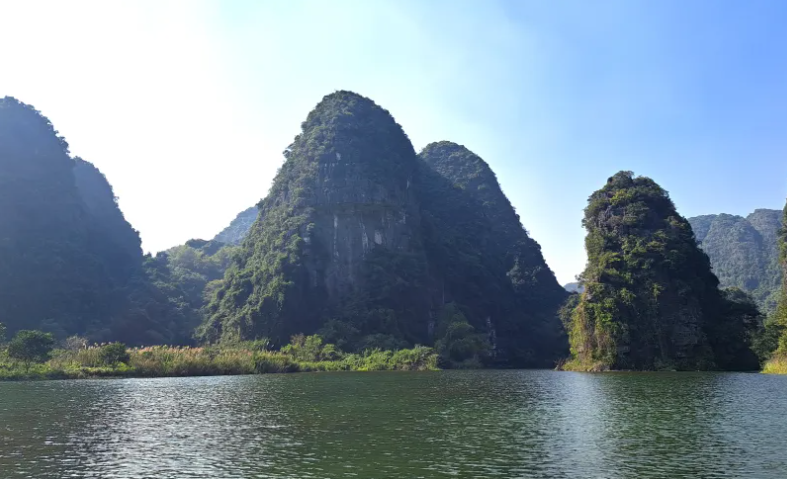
[1,371,786,478]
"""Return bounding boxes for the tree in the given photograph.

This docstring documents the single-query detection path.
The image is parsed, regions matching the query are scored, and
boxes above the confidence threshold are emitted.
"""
[98,343,130,365]
[0,322,6,344]
[434,303,491,368]
[7,330,55,363]
[773,200,787,353]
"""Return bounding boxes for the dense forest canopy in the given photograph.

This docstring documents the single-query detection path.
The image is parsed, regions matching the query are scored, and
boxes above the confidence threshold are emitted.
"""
[564,171,759,371]
[688,210,782,313]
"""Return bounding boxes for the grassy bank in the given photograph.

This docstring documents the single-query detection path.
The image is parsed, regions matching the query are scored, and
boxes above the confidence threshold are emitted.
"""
[762,354,787,374]
[0,339,438,381]
[557,358,611,372]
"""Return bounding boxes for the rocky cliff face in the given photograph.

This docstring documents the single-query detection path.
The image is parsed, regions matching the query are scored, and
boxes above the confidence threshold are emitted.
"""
[213,207,257,245]
[202,92,567,366]
[203,91,432,345]
[566,171,757,371]
[688,209,782,313]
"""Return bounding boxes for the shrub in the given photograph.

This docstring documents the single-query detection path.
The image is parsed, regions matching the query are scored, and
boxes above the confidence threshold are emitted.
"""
[7,330,55,363]
[99,343,130,365]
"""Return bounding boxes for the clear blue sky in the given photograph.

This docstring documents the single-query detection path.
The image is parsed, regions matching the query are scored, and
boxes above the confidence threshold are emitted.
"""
[1,0,786,284]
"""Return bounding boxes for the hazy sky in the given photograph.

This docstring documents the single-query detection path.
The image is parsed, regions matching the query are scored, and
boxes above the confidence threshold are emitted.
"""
[1,0,786,284]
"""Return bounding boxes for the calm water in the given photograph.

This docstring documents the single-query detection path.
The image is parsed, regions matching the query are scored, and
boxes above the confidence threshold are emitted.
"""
[1,371,786,478]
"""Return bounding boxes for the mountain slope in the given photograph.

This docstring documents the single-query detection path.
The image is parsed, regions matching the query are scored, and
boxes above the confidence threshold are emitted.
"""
[417,141,567,365]
[688,209,782,313]
[0,97,111,336]
[213,207,258,245]
[0,96,196,344]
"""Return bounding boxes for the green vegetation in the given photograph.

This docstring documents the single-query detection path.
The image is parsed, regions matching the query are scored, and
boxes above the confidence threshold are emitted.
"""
[200,93,565,368]
[7,330,55,364]
[763,199,787,374]
[0,97,196,345]
[202,91,430,348]
[213,206,258,245]
[0,332,437,381]
[1,92,565,370]
[0,97,111,338]
[4,92,783,376]
[433,303,490,368]
[688,210,782,314]
[563,171,759,371]
[417,142,568,366]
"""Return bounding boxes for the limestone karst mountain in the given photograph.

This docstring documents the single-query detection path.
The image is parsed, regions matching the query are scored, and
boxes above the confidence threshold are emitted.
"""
[564,171,759,371]
[0,97,195,344]
[688,209,783,313]
[201,92,567,366]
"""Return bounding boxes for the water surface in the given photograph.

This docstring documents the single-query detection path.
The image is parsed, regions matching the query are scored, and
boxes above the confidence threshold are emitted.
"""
[1,370,786,478]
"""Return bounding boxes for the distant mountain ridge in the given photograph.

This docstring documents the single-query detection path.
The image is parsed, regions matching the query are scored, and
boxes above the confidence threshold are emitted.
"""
[213,206,257,245]
[688,209,782,313]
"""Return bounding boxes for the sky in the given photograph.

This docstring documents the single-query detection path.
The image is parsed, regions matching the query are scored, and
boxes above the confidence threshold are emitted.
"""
[1,0,786,285]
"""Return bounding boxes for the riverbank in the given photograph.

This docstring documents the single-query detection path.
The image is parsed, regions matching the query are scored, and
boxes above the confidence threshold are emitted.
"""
[763,354,787,374]
[0,342,438,381]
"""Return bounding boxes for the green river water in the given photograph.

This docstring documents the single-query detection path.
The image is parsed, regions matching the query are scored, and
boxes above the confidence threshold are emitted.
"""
[1,370,786,478]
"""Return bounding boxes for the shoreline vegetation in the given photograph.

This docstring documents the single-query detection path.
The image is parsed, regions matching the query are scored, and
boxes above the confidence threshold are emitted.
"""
[763,354,787,375]
[0,333,438,382]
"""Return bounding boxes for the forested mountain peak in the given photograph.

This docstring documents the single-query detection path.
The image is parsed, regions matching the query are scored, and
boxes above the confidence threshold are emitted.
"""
[200,93,567,366]
[202,90,428,346]
[419,141,511,214]
[0,96,70,156]
[0,97,102,336]
[418,141,564,298]
[0,97,197,344]
[565,171,758,371]
[416,141,567,365]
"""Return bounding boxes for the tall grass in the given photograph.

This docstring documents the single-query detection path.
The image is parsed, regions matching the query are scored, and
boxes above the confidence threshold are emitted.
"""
[0,342,439,381]
[762,354,787,374]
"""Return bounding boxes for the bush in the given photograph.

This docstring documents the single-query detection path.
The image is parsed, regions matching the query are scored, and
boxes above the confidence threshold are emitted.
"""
[7,330,55,363]
[281,334,339,361]
[434,304,490,367]
[99,343,130,365]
